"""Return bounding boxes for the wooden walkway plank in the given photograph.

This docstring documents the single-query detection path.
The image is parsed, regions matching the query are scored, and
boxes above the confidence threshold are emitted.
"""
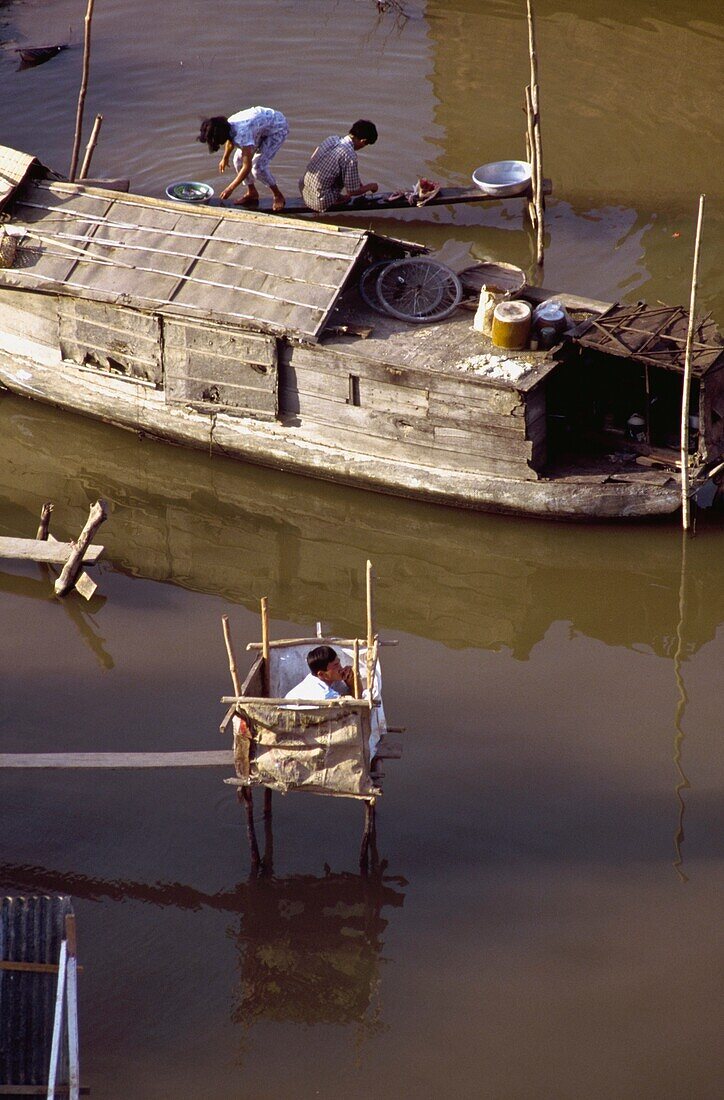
[0,750,233,768]
[225,180,553,217]
[0,537,103,565]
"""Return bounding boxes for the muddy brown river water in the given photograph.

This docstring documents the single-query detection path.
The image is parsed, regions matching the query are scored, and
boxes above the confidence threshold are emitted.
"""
[1,2,723,1097]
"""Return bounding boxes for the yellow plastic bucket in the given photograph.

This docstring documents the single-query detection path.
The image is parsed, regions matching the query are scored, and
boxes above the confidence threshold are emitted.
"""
[491,299,532,350]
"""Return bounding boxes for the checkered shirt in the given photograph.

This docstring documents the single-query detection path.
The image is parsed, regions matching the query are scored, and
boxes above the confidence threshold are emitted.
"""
[301,135,361,212]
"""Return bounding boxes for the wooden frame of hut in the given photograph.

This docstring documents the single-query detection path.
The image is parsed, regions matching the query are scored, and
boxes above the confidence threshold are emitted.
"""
[220,563,400,867]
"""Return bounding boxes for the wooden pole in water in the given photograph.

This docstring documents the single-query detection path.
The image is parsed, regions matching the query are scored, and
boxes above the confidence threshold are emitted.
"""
[365,560,375,697]
[221,615,242,697]
[69,0,96,182]
[526,0,545,266]
[54,499,107,597]
[222,613,258,863]
[680,193,706,532]
[78,113,103,180]
[353,638,361,699]
[36,501,53,541]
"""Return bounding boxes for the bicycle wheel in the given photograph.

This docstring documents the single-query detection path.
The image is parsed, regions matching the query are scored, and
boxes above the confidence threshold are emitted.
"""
[375,258,463,323]
[358,260,392,314]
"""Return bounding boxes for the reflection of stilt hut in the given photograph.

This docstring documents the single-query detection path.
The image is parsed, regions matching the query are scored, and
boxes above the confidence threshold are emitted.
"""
[231,864,405,1030]
[220,562,402,867]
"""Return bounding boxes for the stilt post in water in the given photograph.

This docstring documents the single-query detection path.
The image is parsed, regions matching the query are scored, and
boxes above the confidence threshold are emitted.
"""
[78,113,103,180]
[69,0,96,181]
[680,194,705,532]
[54,498,107,597]
[36,501,53,541]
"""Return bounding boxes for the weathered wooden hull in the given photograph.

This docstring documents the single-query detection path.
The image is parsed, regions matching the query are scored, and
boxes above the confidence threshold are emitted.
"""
[0,332,684,520]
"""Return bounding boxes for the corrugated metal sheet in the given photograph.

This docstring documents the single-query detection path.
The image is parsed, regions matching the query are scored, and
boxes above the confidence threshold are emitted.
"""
[0,145,37,211]
[0,894,72,1089]
[2,177,375,341]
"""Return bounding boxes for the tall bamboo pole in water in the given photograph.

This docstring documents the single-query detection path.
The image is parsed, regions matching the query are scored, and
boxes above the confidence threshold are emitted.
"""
[69,0,96,181]
[680,194,706,531]
[526,0,544,266]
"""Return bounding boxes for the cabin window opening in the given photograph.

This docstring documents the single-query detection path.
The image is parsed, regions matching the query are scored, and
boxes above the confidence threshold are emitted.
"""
[348,374,361,407]
[545,349,700,466]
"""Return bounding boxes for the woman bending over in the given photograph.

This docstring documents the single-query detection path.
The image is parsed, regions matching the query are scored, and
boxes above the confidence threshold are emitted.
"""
[198,107,288,210]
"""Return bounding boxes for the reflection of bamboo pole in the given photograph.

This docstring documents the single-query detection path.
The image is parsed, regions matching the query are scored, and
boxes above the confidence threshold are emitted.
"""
[672,531,691,882]
[78,113,103,180]
[680,194,706,531]
[69,0,96,181]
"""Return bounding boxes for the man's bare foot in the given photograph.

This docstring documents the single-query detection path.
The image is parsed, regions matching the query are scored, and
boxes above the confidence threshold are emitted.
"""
[234,191,259,207]
[272,196,286,212]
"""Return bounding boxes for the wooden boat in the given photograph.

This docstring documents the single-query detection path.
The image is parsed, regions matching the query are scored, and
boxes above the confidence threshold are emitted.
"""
[1,144,722,521]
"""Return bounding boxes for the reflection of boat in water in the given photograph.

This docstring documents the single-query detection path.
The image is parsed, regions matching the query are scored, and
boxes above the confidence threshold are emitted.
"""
[1,393,723,660]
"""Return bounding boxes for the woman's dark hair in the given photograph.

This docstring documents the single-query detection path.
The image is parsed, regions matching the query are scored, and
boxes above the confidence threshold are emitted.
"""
[307,645,338,674]
[198,116,231,153]
[349,119,378,145]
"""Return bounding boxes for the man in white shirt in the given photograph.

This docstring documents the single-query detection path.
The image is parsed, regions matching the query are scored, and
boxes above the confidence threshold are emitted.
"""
[285,645,354,701]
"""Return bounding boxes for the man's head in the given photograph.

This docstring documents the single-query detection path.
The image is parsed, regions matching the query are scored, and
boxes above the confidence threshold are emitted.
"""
[307,645,344,684]
[349,119,378,150]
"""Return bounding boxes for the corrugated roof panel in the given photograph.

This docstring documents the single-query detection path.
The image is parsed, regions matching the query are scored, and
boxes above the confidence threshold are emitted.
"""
[1,179,373,339]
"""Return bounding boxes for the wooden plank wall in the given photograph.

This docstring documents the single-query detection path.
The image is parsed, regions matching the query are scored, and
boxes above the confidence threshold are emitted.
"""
[0,286,59,347]
[281,344,544,478]
[59,297,162,384]
[164,318,277,418]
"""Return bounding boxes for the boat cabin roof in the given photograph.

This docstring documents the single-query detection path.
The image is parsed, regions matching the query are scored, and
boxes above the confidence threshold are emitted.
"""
[0,144,414,342]
[571,302,724,377]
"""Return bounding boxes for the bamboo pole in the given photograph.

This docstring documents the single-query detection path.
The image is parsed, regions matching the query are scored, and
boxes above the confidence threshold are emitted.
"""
[69,0,96,182]
[221,615,259,863]
[54,499,107,596]
[221,615,242,696]
[526,0,545,266]
[78,113,103,180]
[221,613,251,779]
[680,194,706,532]
[365,560,375,699]
[524,84,538,230]
[36,501,53,541]
[353,638,361,699]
